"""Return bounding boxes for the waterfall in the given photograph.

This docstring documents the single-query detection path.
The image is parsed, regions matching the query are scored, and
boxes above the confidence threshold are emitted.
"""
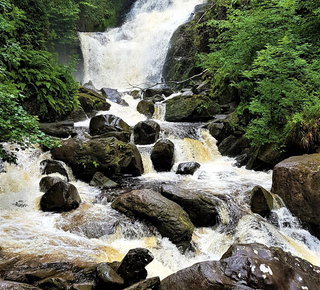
[79,0,206,90]
[1,0,320,282]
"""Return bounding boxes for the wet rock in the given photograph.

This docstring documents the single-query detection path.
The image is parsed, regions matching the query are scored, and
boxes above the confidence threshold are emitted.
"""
[159,243,320,290]
[271,154,320,238]
[250,186,274,218]
[0,158,6,173]
[117,248,154,287]
[51,135,143,181]
[89,172,118,188]
[133,120,160,145]
[142,88,173,99]
[40,181,81,212]
[161,184,220,227]
[0,280,41,289]
[112,189,194,251]
[123,276,160,290]
[70,283,94,290]
[151,139,174,172]
[176,162,200,175]
[96,263,124,289]
[218,135,251,158]
[89,114,131,143]
[40,159,69,180]
[37,276,68,290]
[165,94,220,122]
[39,121,74,138]
[39,176,64,192]
[78,86,111,117]
[101,88,129,106]
[136,99,155,118]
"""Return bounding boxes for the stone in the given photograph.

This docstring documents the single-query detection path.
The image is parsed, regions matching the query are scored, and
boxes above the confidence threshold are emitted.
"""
[176,162,200,175]
[37,277,68,290]
[161,184,220,227]
[40,181,81,212]
[101,88,129,106]
[117,248,154,287]
[51,135,144,181]
[112,189,194,250]
[136,99,155,118]
[39,121,74,138]
[89,172,118,188]
[39,176,64,192]
[133,120,160,145]
[40,159,69,180]
[271,153,320,238]
[123,277,160,290]
[0,280,41,289]
[150,139,174,172]
[250,186,274,218]
[89,114,132,143]
[96,263,124,288]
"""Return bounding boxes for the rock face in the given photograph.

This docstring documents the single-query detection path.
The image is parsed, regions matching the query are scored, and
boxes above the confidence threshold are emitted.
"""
[40,181,81,212]
[133,120,160,145]
[161,184,220,227]
[112,189,194,250]
[159,243,320,290]
[51,135,144,181]
[150,139,174,172]
[89,114,132,142]
[271,154,320,238]
[165,94,220,122]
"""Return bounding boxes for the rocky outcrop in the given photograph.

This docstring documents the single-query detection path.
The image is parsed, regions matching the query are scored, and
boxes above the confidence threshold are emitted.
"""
[159,243,320,290]
[161,184,220,227]
[112,189,194,251]
[150,139,175,172]
[133,120,160,145]
[165,94,220,122]
[51,135,144,181]
[89,114,132,143]
[40,180,81,212]
[271,154,320,238]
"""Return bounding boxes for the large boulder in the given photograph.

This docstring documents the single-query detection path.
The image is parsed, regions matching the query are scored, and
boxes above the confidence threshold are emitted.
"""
[136,99,155,118]
[89,114,132,143]
[165,94,220,122]
[249,186,275,218]
[40,181,81,212]
[150,139,174,172]
[159,243,320,290]
[40,159,69,180]
[51,135,144,181]
[161,184,220,227]
[112,189,194,251]
[271,154,320,238]
[39,121,75,138]
[101,88,129,106]
[133,120,160,145]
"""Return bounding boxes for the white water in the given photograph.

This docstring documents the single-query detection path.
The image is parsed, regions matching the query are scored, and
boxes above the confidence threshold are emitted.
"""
[1,0,320,281]
[79,0,206,90]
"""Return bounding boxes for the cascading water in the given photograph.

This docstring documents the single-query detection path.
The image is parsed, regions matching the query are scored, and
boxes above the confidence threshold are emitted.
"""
[1,0,320,281]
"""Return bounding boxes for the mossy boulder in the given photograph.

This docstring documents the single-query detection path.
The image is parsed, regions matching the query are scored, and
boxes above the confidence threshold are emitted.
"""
[165,94,220,122]
[51,135,143,181]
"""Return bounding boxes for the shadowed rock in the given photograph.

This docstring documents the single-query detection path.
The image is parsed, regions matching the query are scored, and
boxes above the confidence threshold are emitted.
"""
[134,120,160,145]
[176,162,200,175]
[151,139,174,172]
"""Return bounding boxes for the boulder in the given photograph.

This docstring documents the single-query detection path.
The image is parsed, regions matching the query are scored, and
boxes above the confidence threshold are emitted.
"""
[89,114,131,143]
[133,120,160,145]
[142,88,173,99]
[101,88,129,106]
[96,263,124,288]
[39,176,64,192]
[136,100,155,118]
[117,248,154,287]
[161,184,220,227]
[271,154,320,238]
[40,159,69,180]
[78,86,111,117]
[40,181,81,212]
[176,162,200,175]
[151,139,174,172]
[89,172,118,188]
[159,243,320,290]
[218,135,251,158]
[165,94,220,122]
[0,158,6,173]
[249,186,275,218]
[51,135,143,181]
[39,121,74,138]
[112,189,194,250]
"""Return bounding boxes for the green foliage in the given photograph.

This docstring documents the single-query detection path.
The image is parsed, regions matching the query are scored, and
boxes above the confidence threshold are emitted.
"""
[198,0,320,150]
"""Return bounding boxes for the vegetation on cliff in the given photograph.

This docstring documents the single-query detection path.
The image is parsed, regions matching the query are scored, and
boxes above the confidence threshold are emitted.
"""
[197,0,320,152]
